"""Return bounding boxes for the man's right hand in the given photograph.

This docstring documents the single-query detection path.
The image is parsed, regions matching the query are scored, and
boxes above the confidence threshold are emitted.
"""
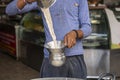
[24,0,36,4]
[17,0,36,10]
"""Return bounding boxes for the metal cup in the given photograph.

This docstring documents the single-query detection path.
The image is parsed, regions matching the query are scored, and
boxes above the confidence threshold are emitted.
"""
[44,41,66,67]
[37,0,56,8]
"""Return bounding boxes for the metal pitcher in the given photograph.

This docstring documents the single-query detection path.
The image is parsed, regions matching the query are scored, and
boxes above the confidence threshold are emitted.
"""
[44,41,66,67]
[37,0,56,8]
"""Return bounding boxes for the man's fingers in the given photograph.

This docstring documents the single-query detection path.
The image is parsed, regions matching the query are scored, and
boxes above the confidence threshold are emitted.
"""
[64,30,77,48]
[64,35,68,46]
[64,36,75,48]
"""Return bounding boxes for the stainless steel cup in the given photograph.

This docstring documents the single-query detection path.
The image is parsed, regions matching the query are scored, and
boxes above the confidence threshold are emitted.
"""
[44,41,66,67]
[37,0,56,8]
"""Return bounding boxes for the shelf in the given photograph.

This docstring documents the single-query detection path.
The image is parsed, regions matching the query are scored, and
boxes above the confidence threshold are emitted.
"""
[0,5,6,7]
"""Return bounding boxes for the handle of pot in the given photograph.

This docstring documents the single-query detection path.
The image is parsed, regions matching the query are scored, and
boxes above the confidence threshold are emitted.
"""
[98,73,116,80]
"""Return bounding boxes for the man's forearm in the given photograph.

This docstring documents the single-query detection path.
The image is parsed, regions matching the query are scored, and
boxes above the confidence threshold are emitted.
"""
[76,30,83,39]
[6,0,21,15]
[72,30,83,39]
[6,0,37,15]
[5,0,26,15]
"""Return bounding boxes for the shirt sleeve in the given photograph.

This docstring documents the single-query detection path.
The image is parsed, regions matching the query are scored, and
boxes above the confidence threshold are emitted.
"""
[78,0,92,38]
[6,0,38,16]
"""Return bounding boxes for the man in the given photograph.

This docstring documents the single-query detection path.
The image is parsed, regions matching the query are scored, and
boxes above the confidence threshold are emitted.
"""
[6,0,92,79]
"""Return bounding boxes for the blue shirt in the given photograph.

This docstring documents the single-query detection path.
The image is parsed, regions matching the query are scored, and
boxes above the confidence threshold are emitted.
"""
[6,0,92,57]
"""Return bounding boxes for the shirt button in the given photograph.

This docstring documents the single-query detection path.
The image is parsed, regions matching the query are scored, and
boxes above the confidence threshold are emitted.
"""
[74,3,79,7]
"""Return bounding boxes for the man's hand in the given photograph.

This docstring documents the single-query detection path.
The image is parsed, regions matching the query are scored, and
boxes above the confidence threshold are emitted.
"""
[64,30,83,48]
[17,0,36,10]
[64,30,77,48]
[25,0,36,4]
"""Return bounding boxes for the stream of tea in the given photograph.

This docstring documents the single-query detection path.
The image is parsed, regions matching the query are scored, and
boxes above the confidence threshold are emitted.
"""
[41,8,57,48]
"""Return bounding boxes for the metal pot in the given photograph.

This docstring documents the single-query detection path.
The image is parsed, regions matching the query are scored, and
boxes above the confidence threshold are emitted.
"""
[31,77,84,80]
[31,73,116,80]
[37,0,56,8]
[44,41,66,67]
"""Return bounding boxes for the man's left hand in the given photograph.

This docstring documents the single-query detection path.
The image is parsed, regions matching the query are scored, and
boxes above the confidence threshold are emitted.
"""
[64,30,77,48]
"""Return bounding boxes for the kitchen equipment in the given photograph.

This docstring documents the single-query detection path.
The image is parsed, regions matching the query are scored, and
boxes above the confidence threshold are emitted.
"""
[98,73,116,80]
[31,77,84,80]
[31,73,115,80]
[37,0,56,8]
[44,41,66,67]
